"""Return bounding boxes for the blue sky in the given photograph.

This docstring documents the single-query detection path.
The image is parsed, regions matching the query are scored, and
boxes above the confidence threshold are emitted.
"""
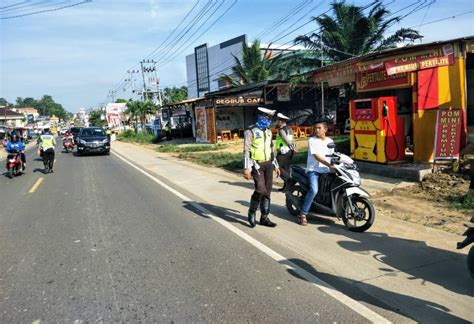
[1,0,473,113]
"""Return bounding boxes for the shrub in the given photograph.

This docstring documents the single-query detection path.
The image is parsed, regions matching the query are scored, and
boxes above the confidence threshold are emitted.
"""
[158,143,227,153]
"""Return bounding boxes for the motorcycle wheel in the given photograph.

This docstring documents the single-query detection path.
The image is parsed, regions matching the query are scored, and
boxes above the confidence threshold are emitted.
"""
[285,184,304,217]
[342,196,375,232]
[8,168,13,179]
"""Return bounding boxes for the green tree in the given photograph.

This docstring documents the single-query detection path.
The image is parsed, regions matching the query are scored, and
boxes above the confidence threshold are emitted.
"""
[15,97,37,108]
[0,98,9,106]
[89,109,105,127]
[162,86,188,105]
[115,98,127,103]
[126,100,158,132]
[218,40,283,87]
[294,0,422,62]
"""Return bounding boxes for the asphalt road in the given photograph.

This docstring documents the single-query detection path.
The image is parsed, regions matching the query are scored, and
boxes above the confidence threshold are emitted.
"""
[0,141,373,323]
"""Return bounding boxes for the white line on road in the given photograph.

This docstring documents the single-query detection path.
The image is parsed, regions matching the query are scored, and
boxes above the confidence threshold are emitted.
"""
[112,150,391,323]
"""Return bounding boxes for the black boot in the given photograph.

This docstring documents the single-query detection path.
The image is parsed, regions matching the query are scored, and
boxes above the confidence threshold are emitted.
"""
[248,198,260,228]
[260,197,277,227]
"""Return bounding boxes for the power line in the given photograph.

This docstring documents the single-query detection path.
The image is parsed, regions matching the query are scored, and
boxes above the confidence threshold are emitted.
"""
[0,0,91,19]
[0,1,29,10]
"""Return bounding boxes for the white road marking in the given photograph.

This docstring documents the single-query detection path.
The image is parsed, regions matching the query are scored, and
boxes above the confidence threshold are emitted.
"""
[112,150,391,323]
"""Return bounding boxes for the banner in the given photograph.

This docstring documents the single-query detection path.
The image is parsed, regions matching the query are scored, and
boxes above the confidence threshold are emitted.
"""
[385,53,454,76]
[356,68,411,92]
[195,106,208,143]
[214,96,264,107]
[434,109,462,160]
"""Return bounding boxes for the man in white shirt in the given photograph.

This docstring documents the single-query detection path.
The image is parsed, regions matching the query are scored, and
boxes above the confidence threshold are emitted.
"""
[298,121,335,225]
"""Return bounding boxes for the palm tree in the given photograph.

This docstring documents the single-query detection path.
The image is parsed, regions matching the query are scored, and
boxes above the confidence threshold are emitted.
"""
[126,100,157,132]
[218,40,283,87]
[295,0,422,62]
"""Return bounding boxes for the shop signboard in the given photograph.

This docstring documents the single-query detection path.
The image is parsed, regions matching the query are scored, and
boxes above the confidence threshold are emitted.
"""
[312,60,357,86]
[434,109,462,160]
[195,106,208,143]
[214,96,264,107]
[356,68,411,92]
[277,85,290,101]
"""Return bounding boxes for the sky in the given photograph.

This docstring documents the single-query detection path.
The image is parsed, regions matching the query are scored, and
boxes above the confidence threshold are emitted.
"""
[1,0,473,113]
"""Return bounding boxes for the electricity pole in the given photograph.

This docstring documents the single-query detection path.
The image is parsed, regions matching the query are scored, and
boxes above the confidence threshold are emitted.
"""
[140,59,158,102]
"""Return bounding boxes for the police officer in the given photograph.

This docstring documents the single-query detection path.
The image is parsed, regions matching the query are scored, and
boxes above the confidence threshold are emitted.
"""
[243,107,280,228]
[275,112,296,192]
[38,128,56,173]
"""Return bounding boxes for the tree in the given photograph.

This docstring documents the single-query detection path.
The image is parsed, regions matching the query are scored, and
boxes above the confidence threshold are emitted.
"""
[125,100,158,132]
[89,109,105,127]
[0,98,9,106]
[15,97,37,108]
[294,0,422,62]
[115,98,127,103]
[218,40,283,87]
[162,86,188,106]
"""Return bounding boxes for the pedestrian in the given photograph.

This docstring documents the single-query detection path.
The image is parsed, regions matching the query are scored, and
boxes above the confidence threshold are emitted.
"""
[163,122,172,141]
[243,107,281,228]
[298,121,335,226]
[275,112,296,192]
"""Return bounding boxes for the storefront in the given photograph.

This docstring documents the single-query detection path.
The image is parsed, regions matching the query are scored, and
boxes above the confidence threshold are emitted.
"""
[194,81,318,143]
[310,37,474,163]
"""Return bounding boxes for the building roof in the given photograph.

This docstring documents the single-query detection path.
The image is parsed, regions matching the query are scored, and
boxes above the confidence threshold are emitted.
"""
[14,107,38,113]
[0,108,24,118]
[306,35,474,77]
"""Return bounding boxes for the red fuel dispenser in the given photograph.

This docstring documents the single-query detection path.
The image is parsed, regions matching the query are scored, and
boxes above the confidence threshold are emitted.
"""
[349,96,405,163]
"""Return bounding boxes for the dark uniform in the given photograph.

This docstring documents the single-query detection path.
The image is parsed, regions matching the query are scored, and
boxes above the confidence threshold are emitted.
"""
[243,109,279,228]
[275,125,295,188]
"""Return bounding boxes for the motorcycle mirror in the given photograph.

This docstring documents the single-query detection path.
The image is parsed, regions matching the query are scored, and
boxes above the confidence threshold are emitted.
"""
[327,143,336,149]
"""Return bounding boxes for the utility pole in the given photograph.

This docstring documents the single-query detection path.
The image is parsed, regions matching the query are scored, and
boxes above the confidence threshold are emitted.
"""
[320,31,324,119]
[140,59,158,102]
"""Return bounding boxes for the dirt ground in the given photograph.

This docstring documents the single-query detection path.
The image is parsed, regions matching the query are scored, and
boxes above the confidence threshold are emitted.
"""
[141,139,473,234]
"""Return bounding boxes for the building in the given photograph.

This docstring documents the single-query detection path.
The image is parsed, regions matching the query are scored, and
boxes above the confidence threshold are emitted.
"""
[186,35,246,98]
[11,107,39,125]
[309,36,474,163]
[0,108,25,127]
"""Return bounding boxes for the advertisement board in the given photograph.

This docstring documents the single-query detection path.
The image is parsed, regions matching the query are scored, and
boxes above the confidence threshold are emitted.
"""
[195,106,208,143]
[434,109,462,160]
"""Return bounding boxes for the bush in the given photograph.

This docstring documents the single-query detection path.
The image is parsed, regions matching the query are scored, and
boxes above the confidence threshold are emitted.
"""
[450,194,474,210]
[117,130,155,144]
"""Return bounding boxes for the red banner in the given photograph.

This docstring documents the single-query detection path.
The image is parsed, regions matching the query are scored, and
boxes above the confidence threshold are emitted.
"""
[434,109,462,160]
[356,68,411,92]
[385,53,454,76]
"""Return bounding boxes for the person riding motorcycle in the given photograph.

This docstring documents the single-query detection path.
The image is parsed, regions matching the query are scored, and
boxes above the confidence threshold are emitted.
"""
[62,130,74,143]
[5,133,26,170]
[38,128,56,173]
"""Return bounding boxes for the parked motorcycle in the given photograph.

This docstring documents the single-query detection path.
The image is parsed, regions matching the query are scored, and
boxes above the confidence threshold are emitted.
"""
[63,138,74,153]
[457,216,474,279]
[285,143,375,232]
[5,151,23,179]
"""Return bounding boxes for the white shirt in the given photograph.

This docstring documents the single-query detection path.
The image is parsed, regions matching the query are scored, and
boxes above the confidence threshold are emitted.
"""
[306,136,334,173]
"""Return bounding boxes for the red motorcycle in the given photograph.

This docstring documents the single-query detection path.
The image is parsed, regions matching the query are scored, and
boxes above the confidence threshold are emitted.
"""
[63,138,74,153]
[6,152,23,179]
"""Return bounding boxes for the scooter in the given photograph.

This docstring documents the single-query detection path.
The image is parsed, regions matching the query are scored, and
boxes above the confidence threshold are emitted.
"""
[5,151,23,179]
[457,216,474,279]
[63,138,74,153]
[285,143,375,232]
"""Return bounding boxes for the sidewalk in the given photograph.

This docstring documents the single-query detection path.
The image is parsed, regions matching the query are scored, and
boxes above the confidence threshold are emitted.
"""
[112,141,473,323]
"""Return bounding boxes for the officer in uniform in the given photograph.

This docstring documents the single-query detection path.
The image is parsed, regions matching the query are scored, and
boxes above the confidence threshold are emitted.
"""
[275,112,296,192]
[38,128,56,173]
[243,107,280,228]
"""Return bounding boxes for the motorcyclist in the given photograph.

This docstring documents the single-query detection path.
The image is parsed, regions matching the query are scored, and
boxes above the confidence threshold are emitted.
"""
[5,133,26,170]
[62,130,74,143]
[38,128,56,173]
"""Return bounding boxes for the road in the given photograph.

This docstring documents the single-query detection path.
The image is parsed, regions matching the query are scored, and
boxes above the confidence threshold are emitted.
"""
[0,141,377,323]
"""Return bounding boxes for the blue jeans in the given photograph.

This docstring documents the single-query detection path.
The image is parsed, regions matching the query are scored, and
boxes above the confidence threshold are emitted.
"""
[300,171,320,215]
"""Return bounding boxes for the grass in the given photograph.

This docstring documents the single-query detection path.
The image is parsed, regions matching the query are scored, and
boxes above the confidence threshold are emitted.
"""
[117,130,157,144]
[178,152,243,171]
[449,194,474,210]
[158,143,228,153]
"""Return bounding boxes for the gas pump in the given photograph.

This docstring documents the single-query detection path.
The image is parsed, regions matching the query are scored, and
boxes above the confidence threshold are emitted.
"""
[349,96,405,163]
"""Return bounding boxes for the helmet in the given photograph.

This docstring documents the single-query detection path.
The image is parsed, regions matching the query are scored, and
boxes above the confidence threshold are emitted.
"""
[43,128,50,134]
[11,133,19,141]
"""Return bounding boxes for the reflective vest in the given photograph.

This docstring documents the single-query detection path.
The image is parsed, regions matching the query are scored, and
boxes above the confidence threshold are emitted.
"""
[40,134,54,149]
[250,127,272,162]
[275,126,293,151]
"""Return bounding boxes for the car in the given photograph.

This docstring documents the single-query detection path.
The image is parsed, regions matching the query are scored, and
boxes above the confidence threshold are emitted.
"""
[76,127,110,156]
[70,127,82,143]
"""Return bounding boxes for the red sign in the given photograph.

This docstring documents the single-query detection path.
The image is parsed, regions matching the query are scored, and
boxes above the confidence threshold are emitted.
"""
[434,109,462,160]
[385,53,454,76]
[356,68,410,92]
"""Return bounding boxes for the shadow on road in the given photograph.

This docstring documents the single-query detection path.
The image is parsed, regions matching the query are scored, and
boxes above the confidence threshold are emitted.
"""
[182,201,251,228]
[316,225,474,299]
[283,258,469,323]
[33,168,47,174]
